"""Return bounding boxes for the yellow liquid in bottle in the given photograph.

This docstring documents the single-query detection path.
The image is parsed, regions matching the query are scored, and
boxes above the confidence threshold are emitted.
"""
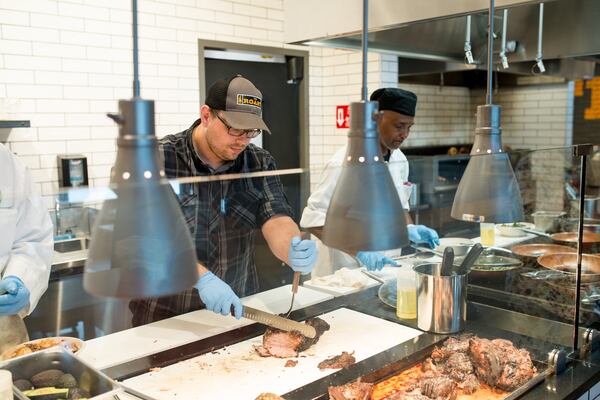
[396,287,417,319]
[480,223,495,246]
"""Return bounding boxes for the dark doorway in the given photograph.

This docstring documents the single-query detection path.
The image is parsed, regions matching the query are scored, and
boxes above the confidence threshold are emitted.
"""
[205,57,303,291]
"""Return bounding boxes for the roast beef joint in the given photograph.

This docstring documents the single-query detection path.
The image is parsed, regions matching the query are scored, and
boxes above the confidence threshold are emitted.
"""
[255,317,330,358]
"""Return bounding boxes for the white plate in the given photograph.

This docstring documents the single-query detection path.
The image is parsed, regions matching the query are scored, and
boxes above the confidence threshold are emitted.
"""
[0,336,84,361]
[496,222,535,237]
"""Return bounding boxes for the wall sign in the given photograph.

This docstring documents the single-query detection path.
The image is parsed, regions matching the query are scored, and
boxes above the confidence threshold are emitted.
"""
[336,105,349,129]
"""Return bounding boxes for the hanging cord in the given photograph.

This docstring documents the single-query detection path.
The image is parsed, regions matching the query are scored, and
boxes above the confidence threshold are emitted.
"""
[132,0,140,97]
[360,0,368,101]
[486,0,495,105]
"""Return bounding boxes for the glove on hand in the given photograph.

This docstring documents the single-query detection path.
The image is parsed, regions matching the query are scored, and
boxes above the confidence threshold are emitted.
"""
[408,224,440,248]
[195,272,243,319]
[0,276,30,316]
[288,236,318,275]
[356,252,398,271]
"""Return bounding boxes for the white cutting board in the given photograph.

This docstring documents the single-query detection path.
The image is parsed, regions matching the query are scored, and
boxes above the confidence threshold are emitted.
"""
[80,285,333,370]
[123,308,422,400]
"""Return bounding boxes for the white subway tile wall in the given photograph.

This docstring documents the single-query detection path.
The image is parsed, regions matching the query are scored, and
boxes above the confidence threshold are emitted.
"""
[0,0,290,208]
[0,1,574,208]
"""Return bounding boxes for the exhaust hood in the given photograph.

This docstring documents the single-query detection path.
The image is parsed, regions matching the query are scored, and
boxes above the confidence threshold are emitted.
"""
[286,0,599,80]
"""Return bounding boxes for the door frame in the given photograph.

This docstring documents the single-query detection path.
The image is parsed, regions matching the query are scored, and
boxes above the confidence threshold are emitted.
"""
[197,39,310,210]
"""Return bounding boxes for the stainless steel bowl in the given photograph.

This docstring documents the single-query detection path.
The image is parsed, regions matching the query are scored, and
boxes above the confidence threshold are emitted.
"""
[532,211,566,232]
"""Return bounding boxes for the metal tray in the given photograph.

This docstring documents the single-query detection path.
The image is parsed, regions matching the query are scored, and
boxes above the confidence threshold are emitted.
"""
[0,347,121,400]
[287,335,548,400]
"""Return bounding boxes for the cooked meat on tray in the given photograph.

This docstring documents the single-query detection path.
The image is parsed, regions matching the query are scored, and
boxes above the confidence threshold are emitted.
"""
[318,351,356,370]
[469,337,536,391]
[328,380,373,400]
[255,317,330,358]
[368,335,536,400]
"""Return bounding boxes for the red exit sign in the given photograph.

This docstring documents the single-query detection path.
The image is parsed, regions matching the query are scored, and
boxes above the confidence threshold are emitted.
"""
[336,105,349,128]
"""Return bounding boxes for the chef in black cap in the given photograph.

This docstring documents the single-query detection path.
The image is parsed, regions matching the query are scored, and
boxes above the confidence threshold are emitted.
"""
[300,87,439,275]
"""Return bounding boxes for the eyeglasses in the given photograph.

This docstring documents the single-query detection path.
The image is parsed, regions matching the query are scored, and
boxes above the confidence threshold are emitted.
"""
[214,113,262,139]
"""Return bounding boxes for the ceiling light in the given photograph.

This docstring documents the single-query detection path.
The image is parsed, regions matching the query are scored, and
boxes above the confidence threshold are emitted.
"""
[322,0,408,253]
[451,0,524,224]
[84,0,198,298]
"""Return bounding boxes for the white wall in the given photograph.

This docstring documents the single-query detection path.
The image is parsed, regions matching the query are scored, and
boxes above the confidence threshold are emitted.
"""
[0,0,575,209]
[0,0,292,208]
[470,83,574,149]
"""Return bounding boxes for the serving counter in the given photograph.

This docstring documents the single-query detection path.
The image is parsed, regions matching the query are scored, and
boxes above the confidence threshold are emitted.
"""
[74,268,600,400]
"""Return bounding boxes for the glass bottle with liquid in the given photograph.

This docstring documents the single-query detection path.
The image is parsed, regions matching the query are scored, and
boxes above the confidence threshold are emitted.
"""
[396,268,417,319]
[480,222,495,246]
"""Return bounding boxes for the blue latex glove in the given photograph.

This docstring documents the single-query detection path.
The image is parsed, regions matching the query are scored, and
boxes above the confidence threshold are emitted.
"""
[194,272,243,319]
[0,276,30,316]
[288,236,317,275]
[356,251,398,271]
[408,224,440,248]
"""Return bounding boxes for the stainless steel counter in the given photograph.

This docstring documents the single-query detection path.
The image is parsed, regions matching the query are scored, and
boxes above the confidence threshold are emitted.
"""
[25,238,132,340]
[98,284,600,400]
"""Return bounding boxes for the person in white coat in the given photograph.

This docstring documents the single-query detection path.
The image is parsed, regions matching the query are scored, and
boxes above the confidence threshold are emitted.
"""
[0,143,53,316]
[301,88,439,276]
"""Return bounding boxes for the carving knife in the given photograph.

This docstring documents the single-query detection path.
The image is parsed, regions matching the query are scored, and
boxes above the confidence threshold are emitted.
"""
[241,305,317,339]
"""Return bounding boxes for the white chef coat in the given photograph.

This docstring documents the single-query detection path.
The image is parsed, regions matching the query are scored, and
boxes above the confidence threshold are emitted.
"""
[300,145,412,277]
[0,144,52,314]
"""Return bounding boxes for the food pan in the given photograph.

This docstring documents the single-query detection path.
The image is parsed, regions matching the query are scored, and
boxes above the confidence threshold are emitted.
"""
[0,347,120,400]
[537,253,600,283]
[511,244,575,258]
[551,231,600,244]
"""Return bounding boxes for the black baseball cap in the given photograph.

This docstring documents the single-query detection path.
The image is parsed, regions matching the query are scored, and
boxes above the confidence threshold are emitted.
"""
[370,87,417,117]
[205,75,271,134]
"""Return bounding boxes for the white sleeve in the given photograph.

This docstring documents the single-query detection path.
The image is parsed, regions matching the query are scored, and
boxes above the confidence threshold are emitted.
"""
[3,157,53,314]
[300,153,344,228]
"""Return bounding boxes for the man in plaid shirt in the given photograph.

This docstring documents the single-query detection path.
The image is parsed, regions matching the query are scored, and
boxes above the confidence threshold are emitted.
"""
[130,75,317,326]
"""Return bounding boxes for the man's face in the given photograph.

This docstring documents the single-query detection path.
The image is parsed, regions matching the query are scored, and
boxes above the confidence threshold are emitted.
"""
[205,110,251,162]
[377,110,414,151]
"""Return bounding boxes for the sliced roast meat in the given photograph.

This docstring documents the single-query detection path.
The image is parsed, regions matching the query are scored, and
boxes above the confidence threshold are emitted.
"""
[420,376,457,400]
[318,351,356,370]
[255,317,330,358]
[327,381,373,400]
[297,317,331,352]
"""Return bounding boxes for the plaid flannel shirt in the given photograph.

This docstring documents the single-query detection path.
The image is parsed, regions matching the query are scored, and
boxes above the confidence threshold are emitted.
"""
[130,119,293,326]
